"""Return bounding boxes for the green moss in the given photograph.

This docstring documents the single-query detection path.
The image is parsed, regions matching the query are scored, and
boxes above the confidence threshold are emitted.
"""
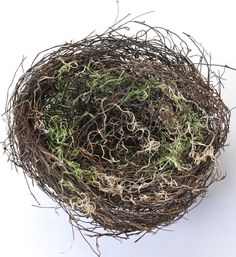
[46,112,99,185]
[156,86,207,171]
[158,137,189,169]
[82,61,158,101]
[58,60,78,77]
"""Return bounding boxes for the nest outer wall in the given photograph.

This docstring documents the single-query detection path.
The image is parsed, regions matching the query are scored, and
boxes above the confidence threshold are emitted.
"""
[4,21,230,239]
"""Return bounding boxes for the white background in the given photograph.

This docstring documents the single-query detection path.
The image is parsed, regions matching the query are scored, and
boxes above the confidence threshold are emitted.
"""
[0,1,235,257]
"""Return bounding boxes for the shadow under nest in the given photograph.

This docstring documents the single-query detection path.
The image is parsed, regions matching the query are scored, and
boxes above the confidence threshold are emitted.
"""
[4,21,230,240]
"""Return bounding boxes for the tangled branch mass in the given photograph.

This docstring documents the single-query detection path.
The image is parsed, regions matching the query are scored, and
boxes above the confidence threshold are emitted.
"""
[5,20,230,239]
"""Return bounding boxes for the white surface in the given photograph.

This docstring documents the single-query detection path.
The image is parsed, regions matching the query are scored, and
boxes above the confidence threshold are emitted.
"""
[0,1,235,257]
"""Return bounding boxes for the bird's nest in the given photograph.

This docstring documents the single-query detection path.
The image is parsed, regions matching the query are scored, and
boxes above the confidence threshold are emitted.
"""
[4,20,230,240]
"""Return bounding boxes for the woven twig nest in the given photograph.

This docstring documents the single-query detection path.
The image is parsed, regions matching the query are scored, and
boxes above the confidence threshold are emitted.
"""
[4,20,230,239]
